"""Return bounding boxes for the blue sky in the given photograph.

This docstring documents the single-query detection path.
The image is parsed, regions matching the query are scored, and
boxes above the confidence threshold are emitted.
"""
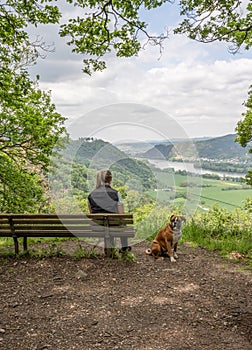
[28,1,252,143]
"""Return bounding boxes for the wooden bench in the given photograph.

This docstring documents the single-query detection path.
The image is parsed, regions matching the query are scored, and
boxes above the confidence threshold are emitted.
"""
[0,213,135,256]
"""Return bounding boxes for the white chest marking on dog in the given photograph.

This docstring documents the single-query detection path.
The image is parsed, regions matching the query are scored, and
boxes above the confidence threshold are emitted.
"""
[172,229,182,244]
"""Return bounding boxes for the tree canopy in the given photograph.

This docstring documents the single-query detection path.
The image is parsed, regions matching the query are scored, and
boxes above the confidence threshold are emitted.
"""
[176,0,252,53]
[236,85,252,185]
[0,1,66,212]
[1,0,251,82]
[59,0,170,75]
[0,67,67,212]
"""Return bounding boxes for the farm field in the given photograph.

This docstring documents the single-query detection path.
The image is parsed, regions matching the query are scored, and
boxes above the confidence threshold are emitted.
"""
[148,171,252,210]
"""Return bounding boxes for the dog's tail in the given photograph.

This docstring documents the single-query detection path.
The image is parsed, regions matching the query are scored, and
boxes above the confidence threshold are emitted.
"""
[145,248,152,255]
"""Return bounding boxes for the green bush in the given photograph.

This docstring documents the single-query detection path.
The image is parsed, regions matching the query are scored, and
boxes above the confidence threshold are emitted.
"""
[135,204,184,241]
[183,205,252,262]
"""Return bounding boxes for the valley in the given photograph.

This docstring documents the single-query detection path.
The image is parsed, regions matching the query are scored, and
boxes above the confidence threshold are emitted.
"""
[55,134,252,214]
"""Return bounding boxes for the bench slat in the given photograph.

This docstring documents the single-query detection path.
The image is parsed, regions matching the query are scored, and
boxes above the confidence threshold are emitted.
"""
[11,218,133,225]
[0,213,133,219]
[12,231,107,237]
[13,225,105,232]
[11,230,135,238]
[0,228,135,235]
[11,220,96,226]
[0,232,12,237]
[0,214,92,219]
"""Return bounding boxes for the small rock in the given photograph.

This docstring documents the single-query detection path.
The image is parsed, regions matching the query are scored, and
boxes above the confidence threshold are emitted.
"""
[0,329,5,334]
[75,269,88,280]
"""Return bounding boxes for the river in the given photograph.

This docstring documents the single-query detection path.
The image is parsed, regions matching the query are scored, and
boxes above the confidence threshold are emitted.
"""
[146,159,246,179]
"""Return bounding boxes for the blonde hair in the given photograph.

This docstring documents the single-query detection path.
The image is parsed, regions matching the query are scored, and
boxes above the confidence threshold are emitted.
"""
[96,169,112,188]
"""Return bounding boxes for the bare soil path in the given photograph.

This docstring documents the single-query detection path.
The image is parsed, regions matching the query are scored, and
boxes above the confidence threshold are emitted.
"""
[0,241,251,350]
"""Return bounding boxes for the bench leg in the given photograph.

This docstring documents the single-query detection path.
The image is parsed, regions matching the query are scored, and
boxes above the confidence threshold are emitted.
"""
[104,236,115,257]
[23,237,28,251]
[13,237,19,255]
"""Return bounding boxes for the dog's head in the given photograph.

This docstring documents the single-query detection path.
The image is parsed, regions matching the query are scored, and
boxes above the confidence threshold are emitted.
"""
[169,215,186,231]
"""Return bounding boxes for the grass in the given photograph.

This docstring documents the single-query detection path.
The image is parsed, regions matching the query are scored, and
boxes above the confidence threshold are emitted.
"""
[72,244,100,259]
[199,181,252,209]
[133,200,252,269]
[0,237,136,261]
[183,217,252,269]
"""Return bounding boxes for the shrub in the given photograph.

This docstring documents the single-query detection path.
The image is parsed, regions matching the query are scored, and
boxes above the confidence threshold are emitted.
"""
[183,205,252,260]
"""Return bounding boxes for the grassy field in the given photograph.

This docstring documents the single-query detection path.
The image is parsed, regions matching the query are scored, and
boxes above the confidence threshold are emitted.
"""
[148,170,252,210]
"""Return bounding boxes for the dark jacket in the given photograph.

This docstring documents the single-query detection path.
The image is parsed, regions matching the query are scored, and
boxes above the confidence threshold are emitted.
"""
[88,185,119,213]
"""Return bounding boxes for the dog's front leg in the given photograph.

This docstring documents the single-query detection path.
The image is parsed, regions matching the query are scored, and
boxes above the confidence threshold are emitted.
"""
[166,240,176,263]
[173,242,178,259]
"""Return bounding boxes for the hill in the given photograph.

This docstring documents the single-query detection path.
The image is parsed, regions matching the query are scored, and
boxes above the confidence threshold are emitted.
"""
[63,138,155,190]
[195,134,251,161]
[123,134,251,162]
[137,143,173,159]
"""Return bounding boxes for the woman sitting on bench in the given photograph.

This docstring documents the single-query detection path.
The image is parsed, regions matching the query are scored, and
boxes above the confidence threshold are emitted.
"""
[88,169,131,252]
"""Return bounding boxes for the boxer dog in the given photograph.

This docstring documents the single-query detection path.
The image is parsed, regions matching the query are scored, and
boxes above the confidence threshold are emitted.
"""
[145,215,185,262]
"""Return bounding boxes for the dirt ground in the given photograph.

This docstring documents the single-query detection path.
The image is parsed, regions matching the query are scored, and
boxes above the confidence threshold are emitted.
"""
[0,240,251,350]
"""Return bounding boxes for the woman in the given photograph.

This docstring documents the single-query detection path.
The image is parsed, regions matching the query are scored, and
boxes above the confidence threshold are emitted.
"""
[88,169,124,214]
[88,169,130,252]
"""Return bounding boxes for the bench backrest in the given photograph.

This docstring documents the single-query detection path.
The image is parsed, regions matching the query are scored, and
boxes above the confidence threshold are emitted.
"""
[0,213,134,238]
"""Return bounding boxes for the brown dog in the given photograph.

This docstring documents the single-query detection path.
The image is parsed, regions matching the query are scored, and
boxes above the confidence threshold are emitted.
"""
[145,215,185,262]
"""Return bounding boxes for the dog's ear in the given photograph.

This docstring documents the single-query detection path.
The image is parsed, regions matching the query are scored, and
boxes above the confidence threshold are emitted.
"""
[170,215,176,221]
[180,216,186,222]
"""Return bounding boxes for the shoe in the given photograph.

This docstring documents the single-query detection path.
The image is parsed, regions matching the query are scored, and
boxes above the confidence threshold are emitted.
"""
[119,246,132,254]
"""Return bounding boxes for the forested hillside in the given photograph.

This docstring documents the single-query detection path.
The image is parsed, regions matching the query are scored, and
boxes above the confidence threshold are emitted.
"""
[129,134,251,161]
[62,138,155,190]
[195,134,251,160]
[137,143,173,159]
